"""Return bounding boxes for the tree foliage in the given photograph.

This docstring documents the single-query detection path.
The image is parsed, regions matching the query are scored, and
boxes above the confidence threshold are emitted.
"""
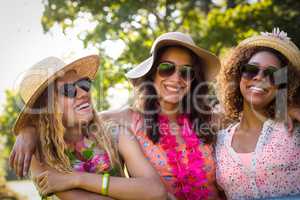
[201,0,300,54]
[0,90,21,158]
[0,91,21,180]
[91,56,128,110]
[40,0,300,105]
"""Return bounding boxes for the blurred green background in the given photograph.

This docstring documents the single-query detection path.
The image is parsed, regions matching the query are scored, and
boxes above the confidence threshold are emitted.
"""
[1,0,300,199]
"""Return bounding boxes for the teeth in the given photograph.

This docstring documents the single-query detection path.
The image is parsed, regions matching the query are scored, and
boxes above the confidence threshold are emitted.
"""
[76,103,90,111]
[165,86,180,92]
[249,86,265,92]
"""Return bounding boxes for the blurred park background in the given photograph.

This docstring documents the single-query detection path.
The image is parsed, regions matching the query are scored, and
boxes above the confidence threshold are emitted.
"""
[1,0,300,199]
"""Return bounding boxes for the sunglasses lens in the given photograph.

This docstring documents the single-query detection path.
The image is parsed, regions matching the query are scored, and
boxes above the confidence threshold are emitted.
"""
[158,62,176,77]
[263,67,278,85]
[241,64,259,79]
[180,66,195,81]
[76,78,92,92]
[58,78,91,98]
[60,84,77,98]
[241,64,281,85]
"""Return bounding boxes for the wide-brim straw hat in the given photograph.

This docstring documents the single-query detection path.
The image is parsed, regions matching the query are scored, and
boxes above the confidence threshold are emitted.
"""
[237,28,300,70]
[125,32,220,84]
[13,55,100,134]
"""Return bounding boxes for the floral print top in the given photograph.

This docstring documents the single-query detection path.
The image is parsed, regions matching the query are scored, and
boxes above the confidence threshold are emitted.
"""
[215,119,300,200]
[131,111,221,200]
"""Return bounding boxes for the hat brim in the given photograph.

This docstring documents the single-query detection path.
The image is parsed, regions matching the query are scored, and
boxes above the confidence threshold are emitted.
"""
[125,57,154,79]
[13,55,100,134]
[238,36,300,70]
[126,39,220,83]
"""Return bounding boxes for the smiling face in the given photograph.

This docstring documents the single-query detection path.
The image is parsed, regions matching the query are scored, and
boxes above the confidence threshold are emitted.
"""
[240,51,282,110]
[154,47,193,108]
[56,71,93,127]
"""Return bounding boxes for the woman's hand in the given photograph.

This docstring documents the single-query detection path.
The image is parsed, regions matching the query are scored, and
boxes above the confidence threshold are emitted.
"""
[289,106,300,120]
[34,169,78,197]
[287,106,300,134]
[9,126,37,177]
[30,157,115,200]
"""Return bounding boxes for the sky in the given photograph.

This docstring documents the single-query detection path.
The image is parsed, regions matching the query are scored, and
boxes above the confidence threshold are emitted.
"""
[0,0,128,112]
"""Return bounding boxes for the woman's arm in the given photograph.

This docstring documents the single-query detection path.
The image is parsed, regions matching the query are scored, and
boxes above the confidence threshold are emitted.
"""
[35,127,167,200]
[31,156,115,200]
[76,127,166,200]
[9,126,37,177]
[54,189,114,200]
[113,127,167,200]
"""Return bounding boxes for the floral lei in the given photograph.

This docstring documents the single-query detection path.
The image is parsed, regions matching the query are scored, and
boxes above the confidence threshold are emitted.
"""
[158,114,210,200]
[65,135,118,175]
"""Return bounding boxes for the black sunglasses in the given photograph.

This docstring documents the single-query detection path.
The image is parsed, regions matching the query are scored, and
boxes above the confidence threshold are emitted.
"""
[58,77,92,98]
[157,62,195,81]
[240,63,282,85]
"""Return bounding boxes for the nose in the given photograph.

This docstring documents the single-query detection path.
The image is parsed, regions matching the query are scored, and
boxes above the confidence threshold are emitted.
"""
[168,68,182,82]
[76,86,89,99]
[253,70,265,82]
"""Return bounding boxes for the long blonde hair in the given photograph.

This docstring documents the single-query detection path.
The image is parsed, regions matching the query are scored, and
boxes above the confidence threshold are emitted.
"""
[29,82,124,175]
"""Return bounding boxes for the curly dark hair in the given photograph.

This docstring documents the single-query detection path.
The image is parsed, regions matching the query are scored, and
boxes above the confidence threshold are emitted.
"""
[217,46,300,121]
[133,45,215,144]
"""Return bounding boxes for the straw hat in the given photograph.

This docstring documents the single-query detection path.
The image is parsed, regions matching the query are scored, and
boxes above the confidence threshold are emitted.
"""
[13,55,100,134]
[125,32,220,83]
[238,28,300,69]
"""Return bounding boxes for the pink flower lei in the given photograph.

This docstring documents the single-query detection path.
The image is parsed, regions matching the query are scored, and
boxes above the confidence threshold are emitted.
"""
[158,114,210,200]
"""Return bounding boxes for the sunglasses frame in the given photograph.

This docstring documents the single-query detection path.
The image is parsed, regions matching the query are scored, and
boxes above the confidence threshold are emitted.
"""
[240,63,283,85]
[157,61,195,82]
[57,77,92,98]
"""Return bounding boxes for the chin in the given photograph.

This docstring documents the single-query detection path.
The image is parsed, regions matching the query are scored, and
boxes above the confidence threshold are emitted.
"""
[74,106,94,121]
[245,97,272,110]
[162,96,183,104]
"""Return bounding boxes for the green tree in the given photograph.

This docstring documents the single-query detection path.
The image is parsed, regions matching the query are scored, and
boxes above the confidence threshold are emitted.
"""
[0,91,21,177]
[42,0,219,64]
[200,0,300,54]
[40,0,300,107]
[0,91,25,200]
[91,55,128,111]
[41,0,222,109]
[0,91,21,156]
[0,135,23,199]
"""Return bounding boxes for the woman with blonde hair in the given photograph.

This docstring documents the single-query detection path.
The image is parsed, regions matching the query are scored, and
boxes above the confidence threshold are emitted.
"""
[12,55,166,200]
[215,28,300,199]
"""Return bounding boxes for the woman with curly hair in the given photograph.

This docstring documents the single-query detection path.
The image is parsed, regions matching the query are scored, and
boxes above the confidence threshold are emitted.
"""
[11,55,166,200]
[215,28,300,199]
